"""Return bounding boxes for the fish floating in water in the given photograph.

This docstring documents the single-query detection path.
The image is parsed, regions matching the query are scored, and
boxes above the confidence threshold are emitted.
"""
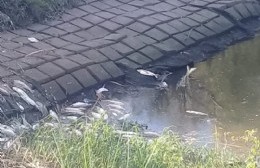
[137,69,159,78]
[186,66,197,76]
[185,110,208,116]
[96,85,109,98]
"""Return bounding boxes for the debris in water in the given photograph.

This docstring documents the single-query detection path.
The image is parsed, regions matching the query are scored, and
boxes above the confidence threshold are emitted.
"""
[185,110,208,116]
[137,69,159,78]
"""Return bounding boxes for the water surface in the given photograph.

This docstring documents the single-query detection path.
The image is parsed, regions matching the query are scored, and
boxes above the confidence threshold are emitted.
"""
[120,34,260,147]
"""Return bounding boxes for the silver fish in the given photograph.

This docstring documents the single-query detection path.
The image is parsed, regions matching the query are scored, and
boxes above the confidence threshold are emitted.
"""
[115,130,137,135]
[108,108,124,115]
[49,110,59,122]
[63,107,85,116]
[0,124,16,137]
[91,112,102,119]
[143,132,160,138]
[13,87,37,107]
[107,104,125,110]
[21,114,32,130]
[0,86,10,96]
[96,86,109,95]
[119,114,131,121]
[16,102,24,112]
[13,80,34,93]
[185,110,208,116]
[186,66,197,76]
[71,102,91,108]
[60,116,78,122]
[36,101,49,117]
[0,84,15,96]
[102,100,124,106]
[137,69,159,78]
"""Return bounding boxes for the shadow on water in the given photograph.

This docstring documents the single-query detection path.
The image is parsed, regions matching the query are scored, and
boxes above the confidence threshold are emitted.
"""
[112,34,260,148]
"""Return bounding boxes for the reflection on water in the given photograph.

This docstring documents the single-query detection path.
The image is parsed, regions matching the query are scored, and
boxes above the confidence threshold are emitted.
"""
[120,34,260,147]
[193,34,260,137]
[123,85,216,146]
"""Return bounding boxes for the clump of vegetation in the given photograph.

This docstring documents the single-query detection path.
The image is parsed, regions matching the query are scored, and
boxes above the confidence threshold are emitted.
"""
[0,0,83,29]
[10,121,257,168]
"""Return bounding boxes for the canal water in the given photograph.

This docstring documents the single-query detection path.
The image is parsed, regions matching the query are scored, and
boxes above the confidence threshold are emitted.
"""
[116,34,260,149]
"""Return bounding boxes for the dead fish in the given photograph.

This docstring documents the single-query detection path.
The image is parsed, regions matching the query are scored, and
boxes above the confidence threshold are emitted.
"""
[21,115,32,129]
[143,131,160,138]
[112,112,118,117]
[71,102,91,108]
[49,110,59,122]
[103,114,108,120]
[13,80,34,93]
[157,81,168,89]
[13,87,37,107]
[16,102,24,112]
[63,107,85,116]
[108,108,124,115]
[43,123,59,128]
[115,130,137,135]
[186,66,197,76]
[107,104,125,110]
[119,113,131,120]
[3,140,14,150]
[32,123,40,130]
[185,110,208,116]
[0,86,10,96]
[137,69,159,78]
[0,84,15,96]
[0,124,16,137]
[91,112,102,119]
[102,100,124,106]
[36,101,49,117]
[60,116,78,122]
[0,137,9,142]
[96,85,109,94]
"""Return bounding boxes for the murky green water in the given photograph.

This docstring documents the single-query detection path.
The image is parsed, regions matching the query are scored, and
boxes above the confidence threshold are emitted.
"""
[193,34,260,137]
[123,34,260,148]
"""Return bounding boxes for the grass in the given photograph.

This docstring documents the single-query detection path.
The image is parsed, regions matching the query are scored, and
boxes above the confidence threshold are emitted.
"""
[0,0,83,29]
[8,121,258,168]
